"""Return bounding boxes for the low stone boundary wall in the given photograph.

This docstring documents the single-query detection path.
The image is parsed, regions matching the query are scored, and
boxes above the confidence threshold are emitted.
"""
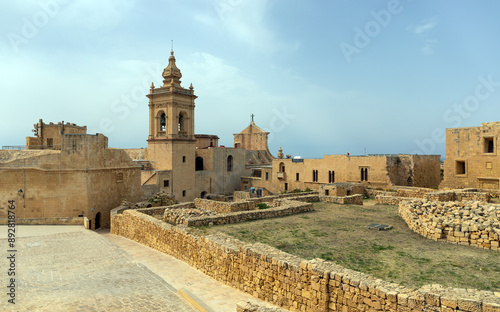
[367,187,435,200]
[375,195,410,206]
[111,206,500,312]
[0,217,83,225]
[425,189,491,203]
[399,199,500,251]
[185,201,313,227]
[320,194,363,205]
[194,198,255,213]
[281,194,319,203]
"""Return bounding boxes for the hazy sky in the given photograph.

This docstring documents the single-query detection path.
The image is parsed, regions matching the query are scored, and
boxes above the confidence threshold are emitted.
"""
[2,0,500,159]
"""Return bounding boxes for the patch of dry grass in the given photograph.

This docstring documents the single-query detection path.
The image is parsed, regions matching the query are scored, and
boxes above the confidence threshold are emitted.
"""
[201,201,500,291]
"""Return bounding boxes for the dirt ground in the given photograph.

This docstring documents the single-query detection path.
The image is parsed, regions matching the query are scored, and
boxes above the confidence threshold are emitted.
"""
[201,199,500,291]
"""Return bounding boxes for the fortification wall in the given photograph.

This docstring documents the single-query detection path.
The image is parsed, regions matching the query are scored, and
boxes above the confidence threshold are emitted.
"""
[399,199,500,251]
[111,207,500,311]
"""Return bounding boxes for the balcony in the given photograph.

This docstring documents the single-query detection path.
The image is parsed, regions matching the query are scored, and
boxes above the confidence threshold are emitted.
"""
[277,172,286,179]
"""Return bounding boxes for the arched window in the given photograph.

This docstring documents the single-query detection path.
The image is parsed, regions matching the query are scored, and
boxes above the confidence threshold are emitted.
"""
[365,168,368,181]
[160,113,166,131]
[279,162,285,172]
[195,156,204,171]
[178,111,186,132]
[157,111,166,133]
[227,155,233,171]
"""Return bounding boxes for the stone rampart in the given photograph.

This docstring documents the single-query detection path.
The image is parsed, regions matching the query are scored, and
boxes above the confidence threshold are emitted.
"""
[320,194,363,205]
[0,216,83,225]
[111,206,500,312]
[399,199,500,251]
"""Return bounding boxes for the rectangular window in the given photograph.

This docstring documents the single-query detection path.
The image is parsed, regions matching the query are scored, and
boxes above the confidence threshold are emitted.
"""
[182,156,186,163]
[484,137,494,153]
[296,173,299,181]
[266,172,269,181]
[182,190,186,197]
[456,161,466,175]
[486,162,492,169]
[164,180,169,187]
[116,172,123,183]
[325,189,329,196]
[284,183,288,191]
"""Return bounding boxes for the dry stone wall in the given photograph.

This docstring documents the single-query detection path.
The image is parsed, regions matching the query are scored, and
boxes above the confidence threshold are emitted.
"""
[170,200,311,227]
[194,198,255,213]
[399,199,500,250]
[111,207,500,312]
[375,195,409,206]
[320,194,363,205]
[425,189,491,203]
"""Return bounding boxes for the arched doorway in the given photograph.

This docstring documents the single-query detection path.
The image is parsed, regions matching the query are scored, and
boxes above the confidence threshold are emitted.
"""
[95,212,101,230]
[201,191,207,198]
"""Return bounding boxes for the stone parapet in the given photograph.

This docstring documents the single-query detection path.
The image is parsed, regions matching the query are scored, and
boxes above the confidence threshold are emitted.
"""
[111,206,500,311]
[0,216,83,225]
[399,199,500,251]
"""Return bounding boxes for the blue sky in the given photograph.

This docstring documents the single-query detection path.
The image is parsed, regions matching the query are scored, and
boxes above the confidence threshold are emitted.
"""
[1,0,500,159]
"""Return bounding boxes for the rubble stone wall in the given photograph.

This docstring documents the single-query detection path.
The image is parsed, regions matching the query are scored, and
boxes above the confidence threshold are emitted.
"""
[186,201,313,227]
[424,189,491,203]
[399,199,500,251]
[320,194,363,205]
[375,195,409,206]
[111,206,500,312]
[194,198,255,213]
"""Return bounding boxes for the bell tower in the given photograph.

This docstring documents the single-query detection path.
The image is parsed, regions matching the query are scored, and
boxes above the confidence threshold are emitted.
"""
[146,50,197,200]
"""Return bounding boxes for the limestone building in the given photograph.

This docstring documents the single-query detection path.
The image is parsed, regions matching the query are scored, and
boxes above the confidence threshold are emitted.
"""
[26,119,87,150]
[125,51,262,201]
[241,153,441,194]
[0,129,142,229]
[441,121,500,189]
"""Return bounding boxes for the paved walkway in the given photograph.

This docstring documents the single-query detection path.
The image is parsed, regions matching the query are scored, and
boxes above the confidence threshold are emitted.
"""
[0,226,196,312]
[100,229,263,312]
[0,225,266,312]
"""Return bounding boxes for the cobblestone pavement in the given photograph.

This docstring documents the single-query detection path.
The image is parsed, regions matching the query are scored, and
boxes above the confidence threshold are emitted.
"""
[0,227,196,312]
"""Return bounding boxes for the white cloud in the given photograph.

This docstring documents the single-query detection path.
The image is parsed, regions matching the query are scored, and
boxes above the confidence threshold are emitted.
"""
[408,17,438,35]
[407,17,439,55]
